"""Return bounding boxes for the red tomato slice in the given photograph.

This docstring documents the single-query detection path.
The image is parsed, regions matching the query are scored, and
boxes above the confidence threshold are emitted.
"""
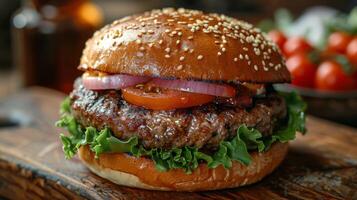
[122,87,215,110]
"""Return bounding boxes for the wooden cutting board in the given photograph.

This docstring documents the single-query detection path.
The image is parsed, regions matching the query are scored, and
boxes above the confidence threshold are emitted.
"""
[0,87,356,200]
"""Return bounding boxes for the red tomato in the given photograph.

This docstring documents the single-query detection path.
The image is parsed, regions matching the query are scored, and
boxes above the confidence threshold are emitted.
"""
[327,32,352,54]
[267,30,287,50]
[354,72,357,89]
[283,37,312,57]
[315,60,355,91]
[346,37,357,66]
[286,53,317,88]
[122,87,214,110]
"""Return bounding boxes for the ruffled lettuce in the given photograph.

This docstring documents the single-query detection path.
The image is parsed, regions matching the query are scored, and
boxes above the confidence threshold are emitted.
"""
[56,92,306,173]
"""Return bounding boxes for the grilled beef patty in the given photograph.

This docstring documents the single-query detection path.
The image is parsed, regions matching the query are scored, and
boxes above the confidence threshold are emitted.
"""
[70,79,287,150]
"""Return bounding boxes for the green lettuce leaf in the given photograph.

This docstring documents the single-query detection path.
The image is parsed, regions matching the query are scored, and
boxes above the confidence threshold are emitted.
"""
[56,92,306,172]
[263,92,307,149]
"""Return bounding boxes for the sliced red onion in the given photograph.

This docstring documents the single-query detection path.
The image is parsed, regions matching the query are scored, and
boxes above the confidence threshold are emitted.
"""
[82,74,151,90]
[150,78,236,97]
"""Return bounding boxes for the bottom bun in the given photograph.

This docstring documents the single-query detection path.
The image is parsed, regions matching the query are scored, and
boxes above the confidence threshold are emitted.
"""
[78,142,288,191]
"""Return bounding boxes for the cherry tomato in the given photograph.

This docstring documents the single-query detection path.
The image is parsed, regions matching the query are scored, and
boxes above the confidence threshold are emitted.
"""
[315,60,355,91]
[267,30,287,50]
[283,37,312,57]
[286,53,317,88]
[327,32,352,54]
[122,87,214,110]
[354,72,357,89]
[346,37,357,66]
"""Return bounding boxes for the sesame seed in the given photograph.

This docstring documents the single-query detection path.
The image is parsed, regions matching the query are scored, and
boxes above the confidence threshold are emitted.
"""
[239,54,244,59]
[234,57,238,62]
[165,48,170,53]
[177,32,182,36]
[136,39,142,44]
[188,36,193,40]
[263,66,269,71]
[183,47,189,52]
[165,29,170,33]
[176,65,183,70]
[218,52,222,56]
[246,36,254,43]
[176,40,180,45]
[179,56,185,61]
[189,49,194,53]
[221,48,226,52]
[165,54,170,58]
[159,40,163,44]
[254,65,258,71]
[254,48,261,55]
[197,55,203,60]
[139,46,145,51]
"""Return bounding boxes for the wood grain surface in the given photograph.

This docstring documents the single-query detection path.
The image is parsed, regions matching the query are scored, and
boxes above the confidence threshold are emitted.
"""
[0,87,356,200]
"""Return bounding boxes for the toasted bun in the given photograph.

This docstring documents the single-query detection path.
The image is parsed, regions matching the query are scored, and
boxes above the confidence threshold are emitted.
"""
[78,142,288,191]
[79,8,290,83]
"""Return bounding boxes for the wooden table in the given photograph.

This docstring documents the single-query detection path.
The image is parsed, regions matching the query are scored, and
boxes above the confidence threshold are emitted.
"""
[0,87,356,199]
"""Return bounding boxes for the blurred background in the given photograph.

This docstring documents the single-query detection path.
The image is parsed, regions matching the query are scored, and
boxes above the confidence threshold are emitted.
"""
[1,0,357,126]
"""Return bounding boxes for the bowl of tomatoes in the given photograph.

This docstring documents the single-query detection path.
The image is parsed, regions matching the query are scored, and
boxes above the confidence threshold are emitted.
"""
[263,8,357,126]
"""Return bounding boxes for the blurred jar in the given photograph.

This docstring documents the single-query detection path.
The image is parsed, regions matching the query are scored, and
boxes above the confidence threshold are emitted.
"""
[11,0,103,93]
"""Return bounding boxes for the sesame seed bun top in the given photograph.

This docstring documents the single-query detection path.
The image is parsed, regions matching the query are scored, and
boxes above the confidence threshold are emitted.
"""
[79,8,290,83]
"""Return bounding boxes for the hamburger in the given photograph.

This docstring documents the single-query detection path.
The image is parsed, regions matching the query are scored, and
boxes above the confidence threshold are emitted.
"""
[56,8,306,191]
